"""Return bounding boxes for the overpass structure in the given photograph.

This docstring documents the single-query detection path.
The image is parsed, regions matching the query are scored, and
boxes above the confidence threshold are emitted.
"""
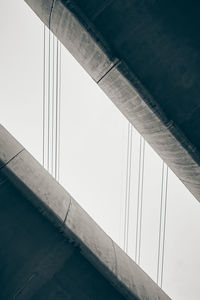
[26,0,200,203]
[1,0,200,298]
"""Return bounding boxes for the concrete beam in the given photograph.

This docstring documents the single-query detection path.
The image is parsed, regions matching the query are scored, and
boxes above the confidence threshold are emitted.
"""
[24,0,200,203]
[0,124,171,299]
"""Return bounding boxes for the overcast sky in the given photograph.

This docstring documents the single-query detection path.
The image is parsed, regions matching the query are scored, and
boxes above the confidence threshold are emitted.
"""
[1,1,200,299]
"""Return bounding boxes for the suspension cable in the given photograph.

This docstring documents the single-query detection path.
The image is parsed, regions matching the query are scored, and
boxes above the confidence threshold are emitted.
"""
[47,29,51,172]
[124,122,133,252]
[55,38,59,180]
[124,122,130,251]
[157,161,164,284]
[135,136,145,264]
[138,139,145,265]
[57,42,61,181]
[157,162,168,287]
[126,124,133,252]
[42,25,46,167]
[161,166,168,288]
[51,36,55,176]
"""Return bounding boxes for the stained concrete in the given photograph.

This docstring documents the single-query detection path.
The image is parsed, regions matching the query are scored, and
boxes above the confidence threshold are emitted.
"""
[0,123,171,299]
[24,0,200,203]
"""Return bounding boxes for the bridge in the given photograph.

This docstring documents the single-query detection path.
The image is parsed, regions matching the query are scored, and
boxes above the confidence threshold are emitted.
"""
[1,0,200,299]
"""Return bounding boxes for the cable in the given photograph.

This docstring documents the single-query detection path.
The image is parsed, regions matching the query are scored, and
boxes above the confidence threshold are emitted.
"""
[47,29,51,172]
[157,161,165,284]
[126,124,133,252]
[124,122,130,251]
[157,162,168,287]
[51,35,55,176]
[161,166,168,288]
[138,139,145,265]
[57,42,61,181]
[124,122,133,253]
[55,39,59,180]
[42,25,46,167]
[135,136,145,264]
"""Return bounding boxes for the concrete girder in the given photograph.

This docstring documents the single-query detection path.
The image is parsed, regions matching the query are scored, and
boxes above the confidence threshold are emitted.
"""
[25,0,200,203]
[0,124,171,299]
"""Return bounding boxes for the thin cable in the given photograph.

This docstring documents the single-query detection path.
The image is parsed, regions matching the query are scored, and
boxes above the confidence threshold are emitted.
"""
[157,161,165,284]
[125,124,133,253]
[51,36,55,176]
[42,25,46,167]
[57,42,61,181]
[124,122,130,251]
[135,135,142,262]
[47,29,51,172]
[160,166,168,288]
[138,139,145,265]
[55,39,59,180]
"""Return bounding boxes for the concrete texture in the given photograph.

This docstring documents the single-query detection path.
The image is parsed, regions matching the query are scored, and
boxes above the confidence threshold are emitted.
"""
[0,125,24,169]
[25,0,53,27]
[50,0,117,82]
[0,123,171,299]
[24,0,200,204]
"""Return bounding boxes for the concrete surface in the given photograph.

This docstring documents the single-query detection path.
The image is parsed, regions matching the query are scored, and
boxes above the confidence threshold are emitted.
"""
[0,124,171,299]
[24,0,200,203]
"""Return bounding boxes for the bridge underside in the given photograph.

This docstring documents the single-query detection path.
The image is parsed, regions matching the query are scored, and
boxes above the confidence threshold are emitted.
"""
[0,172,125,299]
[26,0,200,203]
[2,0,199,298]
[0,125,170,299]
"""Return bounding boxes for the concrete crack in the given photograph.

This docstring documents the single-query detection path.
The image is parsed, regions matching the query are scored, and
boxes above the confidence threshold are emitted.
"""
[97,59,120,84]
[0,148,25,172]
[63,196,72,224]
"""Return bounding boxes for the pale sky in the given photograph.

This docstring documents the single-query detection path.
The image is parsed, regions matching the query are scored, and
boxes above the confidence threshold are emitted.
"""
[1,1,200,299]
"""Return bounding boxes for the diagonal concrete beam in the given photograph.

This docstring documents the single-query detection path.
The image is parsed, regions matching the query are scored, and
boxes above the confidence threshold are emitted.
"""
[0,124,171,299]
[24,0,200,203]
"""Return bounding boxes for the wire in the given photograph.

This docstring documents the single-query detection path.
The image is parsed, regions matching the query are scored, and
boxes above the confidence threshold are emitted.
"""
[135,136,145,264]
[135,136,142,262]
[124,122,130,251]
[47,29,51,172]
[124,122,133,253]
[51,35,55,176]
[157,161,164,284]
[126,124,133,252]
[161,166,168,288]
[42,25,46,167]
[138,139,145,265]
[157,162,168,287]
[57,42,61,181]
[55,39,59,180]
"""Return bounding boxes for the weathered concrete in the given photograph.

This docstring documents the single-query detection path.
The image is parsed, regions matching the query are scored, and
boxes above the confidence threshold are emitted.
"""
[0,124,171,299]
[24,0,200,204]
[0,126,24,169]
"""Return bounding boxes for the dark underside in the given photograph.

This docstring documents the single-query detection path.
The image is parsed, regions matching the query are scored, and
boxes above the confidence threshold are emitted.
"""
[0,172,126,300]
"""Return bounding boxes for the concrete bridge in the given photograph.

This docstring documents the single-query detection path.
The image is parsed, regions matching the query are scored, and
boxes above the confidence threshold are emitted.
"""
[2,0,200,298]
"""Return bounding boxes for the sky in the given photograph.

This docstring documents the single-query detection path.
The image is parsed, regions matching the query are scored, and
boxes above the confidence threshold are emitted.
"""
[1,1,200,299]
